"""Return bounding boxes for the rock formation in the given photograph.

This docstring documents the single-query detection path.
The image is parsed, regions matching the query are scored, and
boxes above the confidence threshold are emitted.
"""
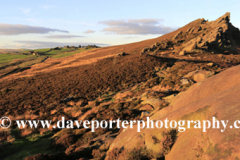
[142,12,240,56]
[106,64,240,160]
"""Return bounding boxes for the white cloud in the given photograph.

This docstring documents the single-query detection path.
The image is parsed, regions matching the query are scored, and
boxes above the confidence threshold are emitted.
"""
[45,35,84,38]
[122,36,139,39]
[84,30,95,33]
[0,23,68,35]
[99,19,176,35]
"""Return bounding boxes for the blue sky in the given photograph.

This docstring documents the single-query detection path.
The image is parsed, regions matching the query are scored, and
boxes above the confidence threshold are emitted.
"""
[0,0,240,49]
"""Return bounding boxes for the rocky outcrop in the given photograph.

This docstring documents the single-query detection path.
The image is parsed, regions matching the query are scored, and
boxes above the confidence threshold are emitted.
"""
[172,31,182,40]
[141,13,240,57]
[140,47,150,55]
[178,12,240,55]
[106,64,240,159]
[140,41,174,55]
[116,52,127,57]
[183,70,215,82]
[193,70,215,82]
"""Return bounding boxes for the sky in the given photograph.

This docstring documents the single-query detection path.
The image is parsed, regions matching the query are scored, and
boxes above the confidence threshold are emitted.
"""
[0,0,240,49]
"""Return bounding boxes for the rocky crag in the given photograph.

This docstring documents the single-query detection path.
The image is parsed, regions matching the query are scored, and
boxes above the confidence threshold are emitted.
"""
[141,12,240,56]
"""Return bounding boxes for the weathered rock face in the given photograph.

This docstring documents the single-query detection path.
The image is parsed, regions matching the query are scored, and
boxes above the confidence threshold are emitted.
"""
[141,98,162,109]
[106,64,240,159]
[172,31,183,40]
[116,52,127,57]
[193,70,215,82]
[140,40,174,55]
[139,104,154,111]
[141,12,240,57]
[183,70,215,82]
[179,12,240,54]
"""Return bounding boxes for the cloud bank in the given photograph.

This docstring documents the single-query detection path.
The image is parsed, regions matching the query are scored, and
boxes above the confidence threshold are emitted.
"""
[100,19,176,35]
[84,30,95,33]
[45,35,84,38]
[0,23,68,35]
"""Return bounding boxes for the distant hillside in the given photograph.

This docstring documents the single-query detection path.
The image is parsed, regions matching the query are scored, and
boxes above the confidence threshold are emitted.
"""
[0,49,28,54]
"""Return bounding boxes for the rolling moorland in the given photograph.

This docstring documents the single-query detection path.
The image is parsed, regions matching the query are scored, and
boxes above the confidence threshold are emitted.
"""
[0,45,99,79]
[1,12,240,159]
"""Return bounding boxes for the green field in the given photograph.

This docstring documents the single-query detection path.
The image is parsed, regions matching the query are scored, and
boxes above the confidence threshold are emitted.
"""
[0,47,95,64]
[1,130,56,160]
[0,47,96,78]
[52,48,94,58]
[0,54,36,64]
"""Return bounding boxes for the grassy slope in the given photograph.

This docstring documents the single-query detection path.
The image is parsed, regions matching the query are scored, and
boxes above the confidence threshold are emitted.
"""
[0,48,93,64]
[0,54,36,64]
[52,48,94,58]
[0,48,95,78]
[1,130,56,160]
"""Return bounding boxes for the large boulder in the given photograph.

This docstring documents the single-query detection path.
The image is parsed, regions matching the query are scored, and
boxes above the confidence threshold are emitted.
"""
[106,64,240,159]
[193,70,215,82]
[141,98,163,109]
